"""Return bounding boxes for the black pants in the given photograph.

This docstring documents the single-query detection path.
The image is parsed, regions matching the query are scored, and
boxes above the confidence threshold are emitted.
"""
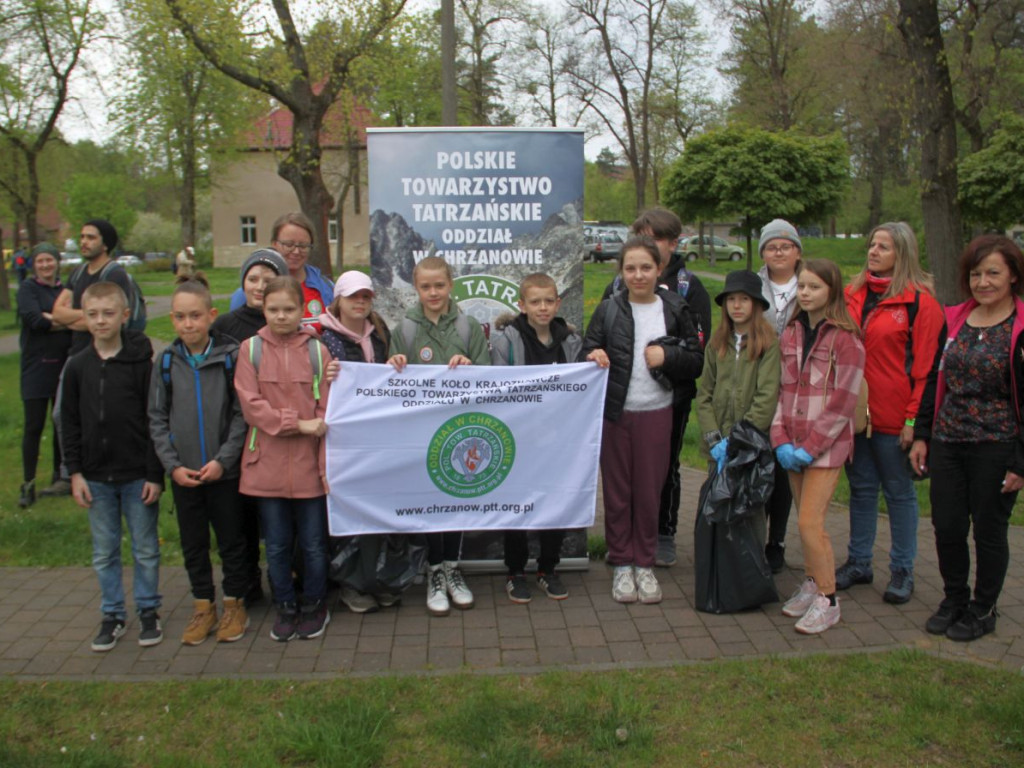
[239,493,262,586]
[658,398,693,537]
[504,529,565,574]
[22,397,60,483]
[765,459,793,545]
[930,439,1016,610]
[426,531,463,566]
[172,479,249,600]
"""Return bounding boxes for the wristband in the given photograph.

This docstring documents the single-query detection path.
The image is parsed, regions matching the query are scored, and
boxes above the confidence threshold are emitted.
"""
[904,418,916,427]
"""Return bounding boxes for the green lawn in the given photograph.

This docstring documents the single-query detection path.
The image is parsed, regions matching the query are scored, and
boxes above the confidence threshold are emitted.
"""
[2,652,1022,766]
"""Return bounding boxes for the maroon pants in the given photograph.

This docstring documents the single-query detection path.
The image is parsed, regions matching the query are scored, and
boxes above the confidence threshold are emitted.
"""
[600,407,672,568]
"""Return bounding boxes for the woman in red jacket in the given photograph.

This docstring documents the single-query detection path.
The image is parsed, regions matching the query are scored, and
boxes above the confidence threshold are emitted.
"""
[839,223,946,603]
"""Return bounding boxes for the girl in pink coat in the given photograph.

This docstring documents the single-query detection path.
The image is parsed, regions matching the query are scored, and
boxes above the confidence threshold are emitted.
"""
[235,276,333,643]
[771,259,865,635]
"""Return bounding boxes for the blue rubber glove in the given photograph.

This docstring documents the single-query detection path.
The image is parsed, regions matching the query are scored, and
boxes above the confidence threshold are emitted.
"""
[710,438,729,472]
[792,448,813,470]
[775,443,796,471]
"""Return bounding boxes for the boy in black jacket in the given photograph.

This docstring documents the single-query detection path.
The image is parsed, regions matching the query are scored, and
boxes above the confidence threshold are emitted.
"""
[62,282,164,652]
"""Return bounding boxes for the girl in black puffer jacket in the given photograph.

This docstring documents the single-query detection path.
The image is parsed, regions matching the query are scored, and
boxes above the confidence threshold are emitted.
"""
[581,237,704,606]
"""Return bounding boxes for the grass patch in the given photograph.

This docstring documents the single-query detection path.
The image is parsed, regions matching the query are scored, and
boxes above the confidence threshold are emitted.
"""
[0,652,1022,766]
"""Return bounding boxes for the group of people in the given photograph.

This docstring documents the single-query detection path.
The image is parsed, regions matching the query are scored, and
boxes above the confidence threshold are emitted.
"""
[693,219,1021,640]
[16,208,1020,652]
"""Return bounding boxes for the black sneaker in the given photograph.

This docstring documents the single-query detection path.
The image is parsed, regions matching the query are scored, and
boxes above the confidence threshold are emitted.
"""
[296,601,330,639]
[271,603,299,642]
[765,542,786,574]
[506,573,531,604]
[834,559,873,590]
[537,571,568,600]
[925,603,965,635]
[138,609,163,647]
[91,615,126,652]
[39,478,71,497]
[946,604,998,642]
[18,480,35,508]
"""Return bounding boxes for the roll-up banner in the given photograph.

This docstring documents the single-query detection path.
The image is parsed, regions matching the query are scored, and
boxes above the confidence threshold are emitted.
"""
[367,127,589,571]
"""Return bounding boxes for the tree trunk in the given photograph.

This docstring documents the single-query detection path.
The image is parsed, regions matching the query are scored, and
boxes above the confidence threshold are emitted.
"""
[897,0,962,304]
[0,226,10,311]
[24,152,40,245]
[277,115,335,279]
[179,123,197,249]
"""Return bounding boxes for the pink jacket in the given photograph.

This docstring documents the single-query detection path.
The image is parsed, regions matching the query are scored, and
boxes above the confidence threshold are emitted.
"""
[235,326,332,498]
[771,319,865,468]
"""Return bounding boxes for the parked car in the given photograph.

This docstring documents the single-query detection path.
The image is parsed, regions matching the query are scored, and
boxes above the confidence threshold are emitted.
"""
[586,232,625,262]
[677,235,744,262]
[61,253,82,266]
[117,254,142,267]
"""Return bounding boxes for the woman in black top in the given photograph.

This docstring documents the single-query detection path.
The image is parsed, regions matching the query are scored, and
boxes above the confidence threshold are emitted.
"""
[17,243,72,506]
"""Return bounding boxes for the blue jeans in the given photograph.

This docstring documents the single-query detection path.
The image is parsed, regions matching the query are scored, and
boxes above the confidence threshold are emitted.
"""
[844,432,919,571]
[88,479,161,619]
[259,496,328,605]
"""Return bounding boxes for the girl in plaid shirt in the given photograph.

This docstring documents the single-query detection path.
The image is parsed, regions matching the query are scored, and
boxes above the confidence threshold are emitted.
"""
[771,260,865,634]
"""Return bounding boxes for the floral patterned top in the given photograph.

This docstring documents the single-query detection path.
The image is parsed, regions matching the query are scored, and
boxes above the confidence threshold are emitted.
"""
[935,314,1019,442]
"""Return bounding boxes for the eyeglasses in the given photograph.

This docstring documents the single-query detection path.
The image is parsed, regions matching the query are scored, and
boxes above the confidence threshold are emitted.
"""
[275,240,312,252]
[763,243,797,255]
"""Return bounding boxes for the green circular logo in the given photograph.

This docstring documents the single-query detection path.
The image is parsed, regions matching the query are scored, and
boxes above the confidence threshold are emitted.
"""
[427,412,516,497]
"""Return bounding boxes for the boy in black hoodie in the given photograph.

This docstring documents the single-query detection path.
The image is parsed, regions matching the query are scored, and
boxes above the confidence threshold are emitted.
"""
[62,282,164,652]
[490,273,583,603]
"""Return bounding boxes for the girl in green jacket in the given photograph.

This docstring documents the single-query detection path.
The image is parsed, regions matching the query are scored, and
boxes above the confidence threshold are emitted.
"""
[696,270,781,470]
[388,257,489,617]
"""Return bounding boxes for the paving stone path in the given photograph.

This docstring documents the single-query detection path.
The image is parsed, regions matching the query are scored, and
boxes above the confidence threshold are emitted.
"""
[3,467,1021,680]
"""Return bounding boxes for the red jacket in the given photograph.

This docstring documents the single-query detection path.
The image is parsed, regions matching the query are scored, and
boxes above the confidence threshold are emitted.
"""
[771,319,865,467]
[235,326,333,498]
[845,283,945,435]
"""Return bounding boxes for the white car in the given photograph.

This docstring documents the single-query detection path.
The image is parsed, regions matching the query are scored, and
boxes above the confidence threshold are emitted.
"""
[117,255,142,267]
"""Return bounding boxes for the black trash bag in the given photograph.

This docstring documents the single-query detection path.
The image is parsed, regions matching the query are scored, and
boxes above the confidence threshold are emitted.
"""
[704,420,776,525]
[329,534,427,597]
[694,421,779,613]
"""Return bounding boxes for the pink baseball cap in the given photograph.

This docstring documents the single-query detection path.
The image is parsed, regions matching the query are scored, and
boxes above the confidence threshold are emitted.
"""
[334,271,375,297]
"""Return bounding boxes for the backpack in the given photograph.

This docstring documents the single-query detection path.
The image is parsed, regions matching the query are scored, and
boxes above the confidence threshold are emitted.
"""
[70,260,147,331]
[400,314,472,358]
[245,335,325,451]
[159,345,235,407]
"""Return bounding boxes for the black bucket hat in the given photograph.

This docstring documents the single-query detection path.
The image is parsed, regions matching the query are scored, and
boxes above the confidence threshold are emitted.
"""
[715,270,769,310]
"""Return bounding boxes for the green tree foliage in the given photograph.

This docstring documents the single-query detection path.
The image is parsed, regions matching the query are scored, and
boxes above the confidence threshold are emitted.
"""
[362,11,442,127]
[117,0,257,252]
[163,0,408,276]
[662,126,848,264]
[959,114,1024,231]
[60,173,139,246]
[584,162,635,223]
[0,0,102,244]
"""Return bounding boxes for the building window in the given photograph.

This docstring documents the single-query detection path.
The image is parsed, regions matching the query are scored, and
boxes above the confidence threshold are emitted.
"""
[240,216,257,244]
[328,219,338,243]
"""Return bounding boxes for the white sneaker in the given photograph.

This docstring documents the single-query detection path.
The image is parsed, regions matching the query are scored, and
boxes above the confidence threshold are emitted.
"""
[442,561,474,609]
[612,566,637,603]
[781,578,819,617]
[426,565,450,616]
[635,567,663,604]
[795,594,841,634]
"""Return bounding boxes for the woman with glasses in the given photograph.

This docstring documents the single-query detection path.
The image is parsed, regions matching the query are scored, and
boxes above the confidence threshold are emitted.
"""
[229,212,334,327]
[838,222,945,604]
[756,219,803,573]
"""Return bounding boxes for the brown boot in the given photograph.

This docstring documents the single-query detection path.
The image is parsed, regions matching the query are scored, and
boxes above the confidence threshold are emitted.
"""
[216,597,249,643]
[181,599,218,645]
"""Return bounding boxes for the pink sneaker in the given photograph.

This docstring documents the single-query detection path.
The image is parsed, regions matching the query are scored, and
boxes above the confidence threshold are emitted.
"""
[781,578,818,617]
[795,594,840,634]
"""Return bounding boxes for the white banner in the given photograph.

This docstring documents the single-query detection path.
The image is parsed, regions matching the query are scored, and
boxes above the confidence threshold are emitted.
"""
[325,362,607,536]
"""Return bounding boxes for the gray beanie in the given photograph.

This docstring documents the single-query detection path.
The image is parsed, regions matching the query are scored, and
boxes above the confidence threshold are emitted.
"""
[758,219,802,256]
[239,248,288,287]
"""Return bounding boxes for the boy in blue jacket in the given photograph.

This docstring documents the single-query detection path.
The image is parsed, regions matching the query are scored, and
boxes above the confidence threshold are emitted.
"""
[149,275,250,646]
